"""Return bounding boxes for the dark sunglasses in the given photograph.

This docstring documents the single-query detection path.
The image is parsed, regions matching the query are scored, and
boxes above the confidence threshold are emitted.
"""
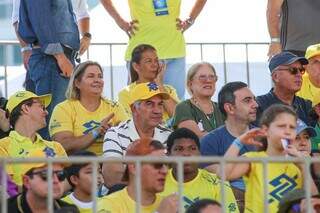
[28,170,66,182]
[276,67,305,75]
[151,163,168,170]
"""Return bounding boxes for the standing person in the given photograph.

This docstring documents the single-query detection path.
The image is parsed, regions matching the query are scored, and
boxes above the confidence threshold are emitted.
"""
[49,61,128,155]
[18,0,81,139]
[100,0,207,99]
[98,138,178,213]
[173,62,224,138]
[296,43,320,104]
[102,82,171,188]
[12,0,91,92]
[220,104,318,212]
[200,81,258,211]
[267,0,320,58]
[256,52,313,126]
[118,44,179,123]
[162,128,239,212]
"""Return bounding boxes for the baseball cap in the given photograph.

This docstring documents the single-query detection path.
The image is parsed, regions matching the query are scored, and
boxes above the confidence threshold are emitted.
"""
[129,82,170,105]
[305,43,320,60]
[6,91,51,113]
[269,52,308,73]
[278,189,320,213]
[296,119,317,137]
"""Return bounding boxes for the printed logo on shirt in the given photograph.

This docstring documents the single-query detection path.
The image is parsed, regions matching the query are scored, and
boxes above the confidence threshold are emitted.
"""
[152,0,169,16]
[83,120,100,134]
[43,147,56,157]
[268,173,298,203]
[49,119,62,131]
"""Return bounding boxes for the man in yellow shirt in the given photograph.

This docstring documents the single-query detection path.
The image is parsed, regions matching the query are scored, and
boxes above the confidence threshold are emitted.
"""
[161,128,239,212]
[100,0,207,99]
[98,138,178,213]
[297,43,320,104]
[0,91,67,186]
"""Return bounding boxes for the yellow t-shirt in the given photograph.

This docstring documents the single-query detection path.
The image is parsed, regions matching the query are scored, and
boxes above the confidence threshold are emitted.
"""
[243,151,302,213]
[161,169,239,212]
[97,187,163,213]
[296,73,320,104]
[118,82,179,122]
[125,0,185,60]
[62,193,95,213]
[49,99,129,155]
[0,131,67,186]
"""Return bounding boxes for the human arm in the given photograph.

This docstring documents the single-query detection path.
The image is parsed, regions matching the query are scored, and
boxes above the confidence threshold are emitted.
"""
[99,0,138,37]
[0,109,10,133]
[13,22,32,70]
[266,0,284,58]
[176,0,207,32]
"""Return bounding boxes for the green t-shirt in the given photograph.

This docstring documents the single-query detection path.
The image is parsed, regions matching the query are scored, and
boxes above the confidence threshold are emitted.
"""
[172,99,225,132]
[125,0,185,60]
[311,122,320,153]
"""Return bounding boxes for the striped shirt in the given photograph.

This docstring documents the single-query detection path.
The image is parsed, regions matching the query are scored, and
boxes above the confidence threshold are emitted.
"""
[102,119,171,157]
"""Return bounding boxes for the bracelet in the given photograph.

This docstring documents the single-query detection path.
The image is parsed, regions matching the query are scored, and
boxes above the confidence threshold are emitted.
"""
[270,37,280,43]
[83,32,92,39]
[232,138,244,150]
[91,128,100,140]
[186,17,195,25]
[20,46,32,52]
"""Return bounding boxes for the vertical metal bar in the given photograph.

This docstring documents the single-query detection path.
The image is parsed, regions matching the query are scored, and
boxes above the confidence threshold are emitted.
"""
[87,46,90,60]
[47,162,53,213]
[177,161,184,213]
[109,45,114,100]
[91,161,98,213]
[222,44,227,84]
[245,44,250,86]
[263,159,269,213]
[4,65,8,98]
[1,160,7,213]
[304,158,312,213]
[200,44,203,61]
[135,161,141,213]
[219,159,226,213]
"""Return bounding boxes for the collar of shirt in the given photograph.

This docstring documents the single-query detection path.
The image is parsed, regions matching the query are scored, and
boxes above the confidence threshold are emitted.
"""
[9,131,44,145]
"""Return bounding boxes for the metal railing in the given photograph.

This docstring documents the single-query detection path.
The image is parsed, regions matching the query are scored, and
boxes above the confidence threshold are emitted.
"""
[0,41,270,99]
[0,156,318,213]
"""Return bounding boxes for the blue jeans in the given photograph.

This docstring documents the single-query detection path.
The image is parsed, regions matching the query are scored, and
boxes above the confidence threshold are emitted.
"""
[28,48,73,139]
[126,57,186,100]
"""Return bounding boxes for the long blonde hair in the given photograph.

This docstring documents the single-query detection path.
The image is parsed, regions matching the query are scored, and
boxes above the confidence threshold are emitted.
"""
[65,61,103,100]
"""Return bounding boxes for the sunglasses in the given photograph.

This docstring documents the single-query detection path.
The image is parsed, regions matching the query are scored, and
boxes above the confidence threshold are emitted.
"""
[151,163,168,170]
[276,67,305,75]
[28,170,66,182]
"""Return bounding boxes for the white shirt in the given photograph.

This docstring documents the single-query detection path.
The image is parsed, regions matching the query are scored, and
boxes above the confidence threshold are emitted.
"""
[103,119,171,158]
[12,0,89,24]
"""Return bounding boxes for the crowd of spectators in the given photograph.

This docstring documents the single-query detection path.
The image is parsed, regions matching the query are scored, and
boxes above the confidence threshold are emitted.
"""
[1,0,320,212]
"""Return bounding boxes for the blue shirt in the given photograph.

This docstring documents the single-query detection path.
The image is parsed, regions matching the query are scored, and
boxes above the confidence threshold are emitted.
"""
[18,0,80,55]
[200,125,256,190]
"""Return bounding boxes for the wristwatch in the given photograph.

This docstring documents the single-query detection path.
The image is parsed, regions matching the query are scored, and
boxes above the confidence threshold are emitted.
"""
[83,32,92,39]
[186,17,195,25]
[270,37,280,43]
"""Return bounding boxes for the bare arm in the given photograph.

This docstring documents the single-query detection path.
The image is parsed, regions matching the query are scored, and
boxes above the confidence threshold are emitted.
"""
[266,0,284,57]
[102,162,126,188]
[178,120,207,138]
[78,17,91,55]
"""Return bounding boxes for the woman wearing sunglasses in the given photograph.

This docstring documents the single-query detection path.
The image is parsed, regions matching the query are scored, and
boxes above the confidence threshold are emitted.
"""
[49,61,129,155]
[172,62,224,138]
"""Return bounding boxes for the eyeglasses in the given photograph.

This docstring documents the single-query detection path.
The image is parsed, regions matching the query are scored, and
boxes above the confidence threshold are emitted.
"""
[151,163,168,170]
[195,75,218,82]
[28,170,66,182]
[276,67,305,75]
[32,101,46,111]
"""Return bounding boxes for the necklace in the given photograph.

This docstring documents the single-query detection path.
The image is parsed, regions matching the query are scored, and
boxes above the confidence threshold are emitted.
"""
[191,97,217,129]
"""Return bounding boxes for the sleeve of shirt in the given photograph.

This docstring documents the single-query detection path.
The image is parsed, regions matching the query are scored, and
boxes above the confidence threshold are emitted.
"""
[172,101,194,128]
[200,133,219,156]
[11,0,20,24]
[49,103,74,137]
[19,0,64,55]
[53,141,68,157]
[111,102,130,126]
[103,128,123,158]
[118,88,132,117]
[72,0,90,21]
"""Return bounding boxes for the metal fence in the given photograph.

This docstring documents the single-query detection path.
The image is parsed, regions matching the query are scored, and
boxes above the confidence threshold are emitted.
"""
[1,156,318,213]
[0,41,270,99]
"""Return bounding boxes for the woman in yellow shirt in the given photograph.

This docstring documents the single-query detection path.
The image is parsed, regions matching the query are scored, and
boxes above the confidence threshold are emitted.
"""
[49,61,128,155]
[118,44,179,123]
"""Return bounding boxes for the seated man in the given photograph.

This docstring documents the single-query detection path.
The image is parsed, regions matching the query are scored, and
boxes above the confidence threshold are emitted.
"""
[98,138,178,213]
[0,91,67,186]
[102,82,172,188]
[7,150,78,212]
[161,128,239,212]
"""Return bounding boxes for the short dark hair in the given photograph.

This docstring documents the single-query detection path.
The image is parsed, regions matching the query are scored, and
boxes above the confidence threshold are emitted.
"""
[130,44,157,83]
[65,151,97,188]
[186,199,221,213]
[9,98,34,128]
[218,81,248,116]
[166,128,200,154]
